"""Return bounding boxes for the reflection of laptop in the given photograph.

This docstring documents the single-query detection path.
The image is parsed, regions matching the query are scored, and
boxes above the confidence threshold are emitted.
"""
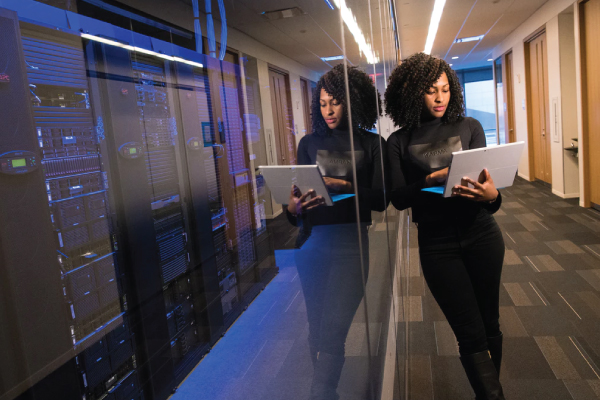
[258,165,355,206]
[421,142,525,198]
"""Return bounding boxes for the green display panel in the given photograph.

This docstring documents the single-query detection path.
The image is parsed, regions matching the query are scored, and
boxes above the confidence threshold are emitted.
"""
[11,158,26,168]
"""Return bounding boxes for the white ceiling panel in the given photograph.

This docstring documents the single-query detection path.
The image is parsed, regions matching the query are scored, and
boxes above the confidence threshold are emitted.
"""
[167,0,552,73]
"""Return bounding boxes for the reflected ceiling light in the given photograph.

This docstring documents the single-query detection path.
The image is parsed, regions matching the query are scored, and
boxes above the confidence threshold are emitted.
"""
[424,0,446,55]
[81,33,130,49]
[81,33,203,68]
[323,0,335,10]
[321,55,345,61]
[454,35,484,44]
[452,56,459,59]
[332,0,379,64]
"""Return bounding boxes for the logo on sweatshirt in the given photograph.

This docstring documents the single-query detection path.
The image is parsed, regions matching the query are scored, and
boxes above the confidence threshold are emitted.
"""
[408,136,462,171]
[423,148,447,158]
[316,150,364,178]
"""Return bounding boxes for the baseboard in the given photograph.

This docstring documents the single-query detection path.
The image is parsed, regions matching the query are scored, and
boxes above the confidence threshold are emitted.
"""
[551,189,580,199]
[517,172,531,181]
[266,208,283,219]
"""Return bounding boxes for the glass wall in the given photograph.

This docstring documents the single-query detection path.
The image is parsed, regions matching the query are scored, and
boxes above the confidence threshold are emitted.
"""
[0,1,404,400]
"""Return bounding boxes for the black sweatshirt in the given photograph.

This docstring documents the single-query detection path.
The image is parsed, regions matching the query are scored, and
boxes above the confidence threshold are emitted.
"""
[287,127,387,226]
[387,117,501,223]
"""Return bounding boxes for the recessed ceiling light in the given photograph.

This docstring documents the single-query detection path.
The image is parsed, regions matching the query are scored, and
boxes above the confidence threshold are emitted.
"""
[321,55,344,62]
[449,63,453,66]
[454,35,484,43]
[452,56,459,59]
[487,58,493,61]
[262,7,305,20]
[424,0,446,55]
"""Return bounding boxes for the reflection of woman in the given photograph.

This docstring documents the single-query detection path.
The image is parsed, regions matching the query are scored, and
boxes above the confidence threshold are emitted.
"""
[286,64,385,400]
[385,53,505,400]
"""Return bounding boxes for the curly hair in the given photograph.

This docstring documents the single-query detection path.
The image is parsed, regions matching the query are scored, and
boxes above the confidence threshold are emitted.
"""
[311,64,381,135]
[384,52,464,131]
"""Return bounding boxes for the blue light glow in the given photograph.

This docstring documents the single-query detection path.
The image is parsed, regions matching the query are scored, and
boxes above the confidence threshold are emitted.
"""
[323,0,335,10]
[321,55,344,62]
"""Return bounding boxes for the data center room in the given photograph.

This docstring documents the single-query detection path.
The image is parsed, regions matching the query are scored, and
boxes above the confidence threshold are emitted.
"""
[2,1,600,400]
[0,0,399,399]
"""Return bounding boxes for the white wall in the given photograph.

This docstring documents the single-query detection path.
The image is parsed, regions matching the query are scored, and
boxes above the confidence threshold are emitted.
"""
[545,16,566,196]
[491,0,578,194]
[558,11,581,197]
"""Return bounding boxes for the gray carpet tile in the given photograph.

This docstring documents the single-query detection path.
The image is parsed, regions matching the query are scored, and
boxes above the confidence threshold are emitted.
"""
[403,178,600,399]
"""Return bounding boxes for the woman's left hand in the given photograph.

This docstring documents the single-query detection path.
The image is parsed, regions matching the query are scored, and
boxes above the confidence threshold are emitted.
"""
[451,168,499,202]
[323,177,353,194]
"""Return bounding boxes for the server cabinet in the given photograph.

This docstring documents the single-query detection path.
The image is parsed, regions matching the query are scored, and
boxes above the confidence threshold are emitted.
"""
[0,10,74,399]
[172,62,225,345]
[14,23,140,400]
[205,56,261,322]
[86,42,188,399]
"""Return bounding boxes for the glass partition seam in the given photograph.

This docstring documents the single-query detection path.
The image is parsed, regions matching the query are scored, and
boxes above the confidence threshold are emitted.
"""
[404,212,411,400]
[339,8,376,400]
[367,1,403,395]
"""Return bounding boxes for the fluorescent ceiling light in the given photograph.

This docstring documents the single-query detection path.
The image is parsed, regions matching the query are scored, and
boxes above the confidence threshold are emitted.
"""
[323,0,335,10]
[454,35,484,44]
[81,33,203,68]
[424,0,446,55]
[332,0,379,64]
[487,58,493,61]
[321,55,344,62]
[452,56,458,59]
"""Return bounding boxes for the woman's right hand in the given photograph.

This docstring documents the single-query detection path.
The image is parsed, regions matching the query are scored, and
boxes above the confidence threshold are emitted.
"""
[287,185,326,216]
[426,167,449,187]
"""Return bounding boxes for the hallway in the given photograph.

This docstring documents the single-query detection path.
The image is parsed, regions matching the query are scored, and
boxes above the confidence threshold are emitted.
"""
[169,177,600,399]
[403,177,600,399]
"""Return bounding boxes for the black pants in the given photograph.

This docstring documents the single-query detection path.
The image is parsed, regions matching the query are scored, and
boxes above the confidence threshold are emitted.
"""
[417,210,504,356]
[295,223,369,399]
[296,223,369,356]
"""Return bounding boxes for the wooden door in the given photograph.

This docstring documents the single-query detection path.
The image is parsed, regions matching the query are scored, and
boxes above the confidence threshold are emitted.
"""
[526,32,552,183]
[580,0,600,206]
[268,68,296,165]
[504,52,516,143]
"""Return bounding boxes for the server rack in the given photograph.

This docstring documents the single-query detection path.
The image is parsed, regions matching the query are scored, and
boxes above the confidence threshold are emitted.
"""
[0,6,277,399]
[19,24,140,400]
[0,10,76,400]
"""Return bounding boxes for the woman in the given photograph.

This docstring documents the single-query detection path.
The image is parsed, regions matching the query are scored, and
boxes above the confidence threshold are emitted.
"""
[385,53,505,400]
[286,64,386,400]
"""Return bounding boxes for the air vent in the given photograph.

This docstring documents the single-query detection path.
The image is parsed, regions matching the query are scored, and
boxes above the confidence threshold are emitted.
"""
[262,7,305,20]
